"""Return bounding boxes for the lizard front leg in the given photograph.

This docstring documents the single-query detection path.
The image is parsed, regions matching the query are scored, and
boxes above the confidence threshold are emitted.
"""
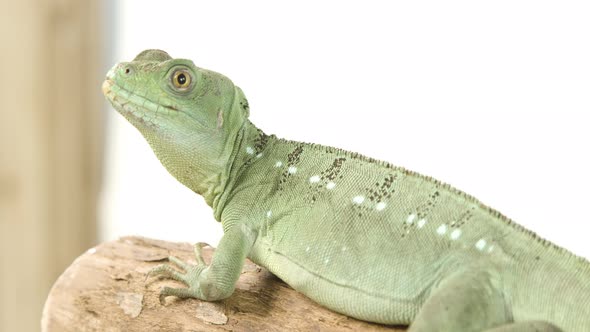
[147,223,256,303]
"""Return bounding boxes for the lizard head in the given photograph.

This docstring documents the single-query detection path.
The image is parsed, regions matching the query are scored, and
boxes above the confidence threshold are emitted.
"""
[102,49,250,203]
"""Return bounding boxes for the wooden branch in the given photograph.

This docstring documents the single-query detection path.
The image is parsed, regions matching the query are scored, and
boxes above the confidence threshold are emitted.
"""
[42,236,406,331]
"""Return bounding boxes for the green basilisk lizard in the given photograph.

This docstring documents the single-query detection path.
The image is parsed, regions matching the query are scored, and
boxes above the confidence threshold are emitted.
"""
[102,49,589,331]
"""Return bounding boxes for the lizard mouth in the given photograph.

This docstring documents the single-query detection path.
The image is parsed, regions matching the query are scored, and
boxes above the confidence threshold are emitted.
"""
[101,78,114,96]
[102,79,178,116]
[102,78,214,131]
[102,79,164,129]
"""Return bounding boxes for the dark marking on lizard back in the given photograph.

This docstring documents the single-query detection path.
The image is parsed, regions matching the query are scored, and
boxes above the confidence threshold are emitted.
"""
[276,144,305,193]
[368,174,397,203]
[307,157,348,204]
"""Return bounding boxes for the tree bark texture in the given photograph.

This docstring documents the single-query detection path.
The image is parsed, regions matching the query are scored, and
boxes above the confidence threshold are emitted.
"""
[42,236,407,331]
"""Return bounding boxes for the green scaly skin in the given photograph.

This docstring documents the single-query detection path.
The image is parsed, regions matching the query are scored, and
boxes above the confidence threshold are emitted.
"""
[102,50,589,332]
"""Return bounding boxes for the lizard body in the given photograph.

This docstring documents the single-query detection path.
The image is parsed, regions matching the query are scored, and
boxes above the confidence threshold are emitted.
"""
[102,50,589,331]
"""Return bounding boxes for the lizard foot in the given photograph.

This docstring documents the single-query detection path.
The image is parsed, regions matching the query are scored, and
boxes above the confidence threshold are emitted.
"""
[146,242,210,304]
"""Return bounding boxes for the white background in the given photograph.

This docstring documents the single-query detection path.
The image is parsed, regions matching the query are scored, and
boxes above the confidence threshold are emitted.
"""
[100,1,590,259]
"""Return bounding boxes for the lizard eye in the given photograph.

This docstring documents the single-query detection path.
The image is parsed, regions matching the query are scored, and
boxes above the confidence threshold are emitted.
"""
[171,69,192,90]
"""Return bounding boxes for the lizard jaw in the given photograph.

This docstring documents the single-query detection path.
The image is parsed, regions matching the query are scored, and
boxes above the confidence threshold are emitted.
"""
[101,78,113,96]
[101,78,167,130]
[102,78,213,133]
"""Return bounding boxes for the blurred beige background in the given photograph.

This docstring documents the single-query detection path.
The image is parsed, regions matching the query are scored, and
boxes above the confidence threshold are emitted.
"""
[0,1,104,331]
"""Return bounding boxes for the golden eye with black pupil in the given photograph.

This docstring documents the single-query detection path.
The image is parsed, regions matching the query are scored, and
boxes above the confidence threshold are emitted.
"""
[172,70,191,90]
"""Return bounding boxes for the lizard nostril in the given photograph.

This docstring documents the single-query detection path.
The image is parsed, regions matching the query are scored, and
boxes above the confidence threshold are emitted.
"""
[124,68,131,74]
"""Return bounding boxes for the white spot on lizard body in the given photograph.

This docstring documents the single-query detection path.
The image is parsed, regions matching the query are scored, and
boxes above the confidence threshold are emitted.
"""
[309,175,320,183]
[288,166,297,174]
[417,218,427,228]
[256,153,263,158]
[436,224,448,235]
[246,146,255,155]
[341,246,347,252]
[305,246,310,252]
[475,239,487,251]
[450,229,462,240]
[326,182,336,190]
[266,210,272,218]
[406,214,416,224]
[487,245,495,253]
[275,161,283,167]
[216,109,224,129]
[375,202,387,211]
[352,196,365,204]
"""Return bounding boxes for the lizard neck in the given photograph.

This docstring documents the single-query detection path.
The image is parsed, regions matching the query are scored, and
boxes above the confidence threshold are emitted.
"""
[211,119,270,221]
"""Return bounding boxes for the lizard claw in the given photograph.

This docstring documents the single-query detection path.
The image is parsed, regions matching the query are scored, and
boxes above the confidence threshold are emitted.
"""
[194,242,210,265]
[158,286,202,305]
[146,246,210,303]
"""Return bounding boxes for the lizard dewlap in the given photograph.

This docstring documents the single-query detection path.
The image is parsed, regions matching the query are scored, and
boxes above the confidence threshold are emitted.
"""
[103,49,589,332]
